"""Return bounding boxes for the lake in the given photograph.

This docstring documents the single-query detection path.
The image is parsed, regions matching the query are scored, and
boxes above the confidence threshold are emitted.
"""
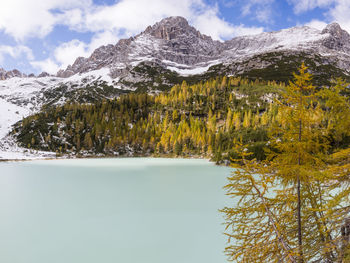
[0,158,232,263]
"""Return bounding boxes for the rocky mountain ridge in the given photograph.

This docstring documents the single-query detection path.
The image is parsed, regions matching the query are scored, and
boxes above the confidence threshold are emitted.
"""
[55,17,350,81]
[2,17,350,84]
[0,68,27,80]
[0,67,52,80]
[1,16,350,159]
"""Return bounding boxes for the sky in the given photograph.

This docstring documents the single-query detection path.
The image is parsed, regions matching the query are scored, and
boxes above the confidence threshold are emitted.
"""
[0,0,349,75]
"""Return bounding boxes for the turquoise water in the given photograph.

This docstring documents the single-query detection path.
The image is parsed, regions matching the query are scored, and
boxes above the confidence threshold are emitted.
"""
[0,158,232,263]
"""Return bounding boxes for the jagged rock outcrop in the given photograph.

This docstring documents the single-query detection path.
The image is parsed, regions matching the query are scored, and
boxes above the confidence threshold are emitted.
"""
[38,72,51,78]
[2,17,350,84]
[56,16,223,78]
[0,68,27,80]
[321,22,350,52]
[142,16,222,63]
[3,17,350,159]
[55,17,350,82]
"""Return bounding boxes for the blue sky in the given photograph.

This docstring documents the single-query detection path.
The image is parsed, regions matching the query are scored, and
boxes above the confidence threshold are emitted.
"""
[0,0,348,75]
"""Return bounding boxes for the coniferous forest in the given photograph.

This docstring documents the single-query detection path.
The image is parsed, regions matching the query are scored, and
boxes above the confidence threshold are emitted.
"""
[13,76,283,162]
[221,65,350,262]
[12,74,350,165]
[9,65,350,262]
[3,10,350,263]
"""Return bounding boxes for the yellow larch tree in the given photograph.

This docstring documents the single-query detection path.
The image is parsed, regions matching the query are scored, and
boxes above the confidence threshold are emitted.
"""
[222,64,350,262]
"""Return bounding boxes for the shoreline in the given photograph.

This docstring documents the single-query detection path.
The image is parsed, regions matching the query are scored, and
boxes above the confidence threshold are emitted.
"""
[0,154,221,164]
[0,154,232,167]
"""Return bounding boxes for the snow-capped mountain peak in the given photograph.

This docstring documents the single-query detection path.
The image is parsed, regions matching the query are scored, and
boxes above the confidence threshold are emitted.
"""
[53,18,350,81]
[2,17,350,159]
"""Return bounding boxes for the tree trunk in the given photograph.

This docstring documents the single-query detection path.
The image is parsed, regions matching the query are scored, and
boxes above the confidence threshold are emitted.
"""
[339,218,350,262]
[298,110,304,262]
[297,175,303,262]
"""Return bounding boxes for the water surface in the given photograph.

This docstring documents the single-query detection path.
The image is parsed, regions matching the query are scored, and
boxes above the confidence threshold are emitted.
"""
[0,158,231,263]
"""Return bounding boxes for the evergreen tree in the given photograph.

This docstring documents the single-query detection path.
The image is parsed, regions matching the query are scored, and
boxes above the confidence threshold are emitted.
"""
[222,65,350,262]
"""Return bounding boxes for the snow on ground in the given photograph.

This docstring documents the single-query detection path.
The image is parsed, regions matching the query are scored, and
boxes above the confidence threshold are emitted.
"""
[0,99,31,139]
[130,56,155,67]
[269,26,327,49]
[0,135,55,160]
[0,77,58,159]
[164,60,221,76]
[0,77,54,160]
[65,68,115,86]
[167,65,212,76]
[0,68,117,160]
[225,26,329,60]
[0,60,221,160]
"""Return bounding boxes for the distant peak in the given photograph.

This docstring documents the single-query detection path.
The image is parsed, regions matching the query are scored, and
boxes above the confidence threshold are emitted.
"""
[157,16,189,26]
[0,68,26,80]
[322,22,344,34]
[144,16,199,41]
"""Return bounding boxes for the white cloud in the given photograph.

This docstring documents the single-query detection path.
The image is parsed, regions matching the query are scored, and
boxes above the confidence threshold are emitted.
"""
[31,32,121,74]
[31,58,60,74]
[1,0,266,73]
[39,0,263,73]
[76,0,262,41]
[291,1,350,33]
[0,0,91,41]
[54,39,90,68]
[76,0,265,41]
[81,0,199,34]
[327,0,350,33]
[256,8,272,23]
[0,45,33,63]
[304,19,328,29]
[240,0,275,23]
[192,5,264,40]
[0,0,262,41]
[231,25,265,36]
[89,30,120,52]
[31,39,89,74]
[288,0,335,14]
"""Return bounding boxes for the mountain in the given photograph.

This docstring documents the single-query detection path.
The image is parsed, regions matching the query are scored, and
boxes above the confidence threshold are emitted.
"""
[3,17,350,88]
[57,17,222,78]
[56,17,350,86]
[1,16,350,159]
[0,68,27,80]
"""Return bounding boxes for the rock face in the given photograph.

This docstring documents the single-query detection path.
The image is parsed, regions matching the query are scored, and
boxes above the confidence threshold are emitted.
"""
[145,16,196,40]
[57,16,222,78]
[55,17,350,81]
[142,16,222,64]
[2,17,350,159]
[0,68,27,80]
[2,17,350,83]
[321,22,350,52]
[38,72,51,78]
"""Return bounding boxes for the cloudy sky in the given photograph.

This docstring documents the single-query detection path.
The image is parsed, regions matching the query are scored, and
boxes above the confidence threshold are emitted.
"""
[0,0,349,75]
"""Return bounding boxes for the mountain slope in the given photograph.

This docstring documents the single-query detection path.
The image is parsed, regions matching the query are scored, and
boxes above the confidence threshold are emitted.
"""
[56,18,350,85]
[12,76,280,161]
[1,17,350,159]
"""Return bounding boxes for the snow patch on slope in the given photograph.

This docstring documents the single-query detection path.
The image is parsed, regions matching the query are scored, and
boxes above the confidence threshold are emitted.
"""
[65,68,115,86]
[0,67,117,159]
[0,99,31,139]
[164,60,221,76]
[0,136,55,160]
[166,66,210,76]
[225,26,329,59]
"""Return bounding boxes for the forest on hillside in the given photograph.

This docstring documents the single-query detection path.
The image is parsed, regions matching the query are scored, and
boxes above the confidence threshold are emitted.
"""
[12,77,281,162]
[11,75,350,164]
[10,65,350,262]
